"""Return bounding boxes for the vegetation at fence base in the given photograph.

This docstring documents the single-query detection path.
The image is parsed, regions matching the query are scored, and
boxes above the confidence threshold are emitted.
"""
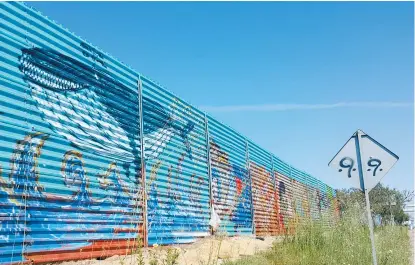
[163,248,180,265]
[223,207,412,265]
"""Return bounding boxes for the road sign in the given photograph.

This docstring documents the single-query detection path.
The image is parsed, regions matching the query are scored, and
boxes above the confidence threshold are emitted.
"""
[328,129,399,191]
[328,129,399,265]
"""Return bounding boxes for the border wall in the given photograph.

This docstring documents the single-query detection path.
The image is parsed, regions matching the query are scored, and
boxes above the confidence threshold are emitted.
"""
[0,2,339,264]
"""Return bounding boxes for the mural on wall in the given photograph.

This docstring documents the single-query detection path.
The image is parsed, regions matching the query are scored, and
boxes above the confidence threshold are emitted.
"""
[19,47,140,162]
[210,140,252,235]
[142,96,195,161]
[291,179,310,219]
[0,42,197,263]
[0,131,144,263]
[1,2,338,263]
[275,172,296,234]
[19,47,192,162]
[144,94,210,245]
[250,163,280,235]
[275,172,340,231]
[309,187,323,220]
[145,153,209,245]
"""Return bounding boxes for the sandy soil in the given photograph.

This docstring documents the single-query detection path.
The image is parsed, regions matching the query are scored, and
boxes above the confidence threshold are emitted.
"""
[53,236,280,265]
[410,229,414,265]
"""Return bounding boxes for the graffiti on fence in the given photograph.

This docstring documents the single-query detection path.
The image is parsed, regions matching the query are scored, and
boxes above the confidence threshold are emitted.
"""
[0,4,339,262]
[309,187,322,220]
[0,131,144,263]
[250,163,280,235]
[145,97,209,245]
[277,173,304,234]
[146,155,209,244]
[19,47,193,163]
[210,140,252,234]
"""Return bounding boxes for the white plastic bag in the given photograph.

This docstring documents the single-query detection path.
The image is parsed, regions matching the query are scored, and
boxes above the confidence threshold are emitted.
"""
[209,205,221,231]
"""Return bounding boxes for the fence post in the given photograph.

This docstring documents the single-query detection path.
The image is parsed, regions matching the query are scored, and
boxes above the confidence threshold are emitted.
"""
[137,77,148,247]
[270,155,276,193]
[204,114,214,235]
[270,154,278,235]
[288,165,294,233]
[305,173,312,221]
[246,140,255,235]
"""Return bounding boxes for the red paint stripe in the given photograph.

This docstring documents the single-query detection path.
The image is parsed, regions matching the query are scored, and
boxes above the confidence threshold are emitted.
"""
[26,239,144,264]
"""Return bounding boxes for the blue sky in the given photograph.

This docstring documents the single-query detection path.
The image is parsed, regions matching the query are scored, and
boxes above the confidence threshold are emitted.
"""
[28,2,414,191]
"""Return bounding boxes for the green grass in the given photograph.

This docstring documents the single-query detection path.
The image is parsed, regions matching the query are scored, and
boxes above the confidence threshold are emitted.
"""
[223,209,412,265]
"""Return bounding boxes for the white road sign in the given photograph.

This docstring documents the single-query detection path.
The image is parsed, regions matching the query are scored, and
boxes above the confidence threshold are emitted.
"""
[328,129,399,192]
[328,129,399,265]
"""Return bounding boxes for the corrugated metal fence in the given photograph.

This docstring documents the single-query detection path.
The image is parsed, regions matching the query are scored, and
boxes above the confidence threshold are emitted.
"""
[0,2,339,264]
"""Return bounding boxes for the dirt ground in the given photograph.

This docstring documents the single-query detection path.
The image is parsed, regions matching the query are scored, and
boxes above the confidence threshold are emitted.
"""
[410,229,414,265]
[54,236,280,265]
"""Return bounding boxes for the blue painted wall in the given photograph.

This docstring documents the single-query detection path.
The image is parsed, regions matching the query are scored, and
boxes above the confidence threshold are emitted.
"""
[0,2,339,264]
[208,116,253,235]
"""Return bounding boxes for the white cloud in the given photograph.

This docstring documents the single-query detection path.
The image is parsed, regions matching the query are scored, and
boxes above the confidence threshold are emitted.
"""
[201,102,413,113]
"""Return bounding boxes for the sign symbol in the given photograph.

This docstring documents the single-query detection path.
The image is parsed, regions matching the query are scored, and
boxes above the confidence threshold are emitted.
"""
[367,158,382,177]
[339,157,356,178]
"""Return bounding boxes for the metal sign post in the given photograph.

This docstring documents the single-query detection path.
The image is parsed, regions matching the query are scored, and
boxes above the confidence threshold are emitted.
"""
[329,129,399,265]
[364,187,377,265]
